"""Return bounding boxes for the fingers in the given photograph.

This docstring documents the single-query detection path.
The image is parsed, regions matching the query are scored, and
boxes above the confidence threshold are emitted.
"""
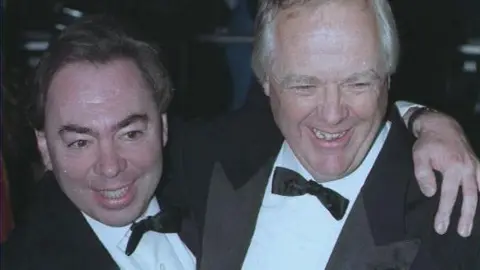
[413,151,437,197]
[434,169,461,235]
[457,172,478,237]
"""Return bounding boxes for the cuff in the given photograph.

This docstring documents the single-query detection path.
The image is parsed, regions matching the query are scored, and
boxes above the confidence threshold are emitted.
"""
[395,101,425,117]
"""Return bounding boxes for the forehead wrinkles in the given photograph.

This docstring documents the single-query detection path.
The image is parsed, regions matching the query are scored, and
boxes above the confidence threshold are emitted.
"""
[267,0,368,16]
[267,0,370,32]
[49,60,146,105]
[260,0,374,74]
[270,0,379,78]
[46,61,152,128]
[274,0,374,44]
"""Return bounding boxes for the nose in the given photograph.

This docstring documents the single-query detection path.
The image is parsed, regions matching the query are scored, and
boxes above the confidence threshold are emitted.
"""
[94,140,127,178]
[318,86,346,125]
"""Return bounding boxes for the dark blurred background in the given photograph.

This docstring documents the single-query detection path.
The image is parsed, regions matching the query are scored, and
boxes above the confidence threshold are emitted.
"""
[1,0,479,240]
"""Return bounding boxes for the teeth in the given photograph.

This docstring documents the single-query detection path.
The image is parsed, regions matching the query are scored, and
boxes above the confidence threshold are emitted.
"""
[313,128,347,141]
[99,186,129,199]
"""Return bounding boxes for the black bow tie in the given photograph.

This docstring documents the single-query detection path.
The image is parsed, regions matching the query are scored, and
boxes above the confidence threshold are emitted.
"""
[125,208,182,256]
[271,167,350,220]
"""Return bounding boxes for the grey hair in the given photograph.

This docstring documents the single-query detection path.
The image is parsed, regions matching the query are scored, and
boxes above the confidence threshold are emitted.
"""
[251,0,399,83]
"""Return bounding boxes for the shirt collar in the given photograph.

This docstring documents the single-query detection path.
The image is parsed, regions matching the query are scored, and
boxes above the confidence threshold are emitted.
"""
[276,121,391,198]
[83,198,161,253]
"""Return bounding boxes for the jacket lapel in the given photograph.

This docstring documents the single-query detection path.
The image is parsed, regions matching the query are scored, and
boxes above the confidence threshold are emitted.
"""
[191,105,281,269]
[326,196,420,270]
[156,191,200,256]
[197,107,282,269]
[42,173,118,269]
[199,158,275,270]
[327,108,421,269]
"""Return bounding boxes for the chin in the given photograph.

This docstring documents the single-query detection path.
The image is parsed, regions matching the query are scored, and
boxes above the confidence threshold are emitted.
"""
[313,171,346,182]
[92,202,146,227]
[96,211,141,227]
[310,161,354,181]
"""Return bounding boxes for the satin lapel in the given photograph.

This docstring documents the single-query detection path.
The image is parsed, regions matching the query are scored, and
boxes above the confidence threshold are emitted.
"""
[326,196,420,270]
[327,108,421,270]
[199,159,274,270]
[325,196,375,270]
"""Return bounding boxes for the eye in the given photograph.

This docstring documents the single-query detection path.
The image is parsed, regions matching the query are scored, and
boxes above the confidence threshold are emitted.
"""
[291,85,315,90]
[123,130,144,141]
[351,82,372,88]
[343,81,374,93]
[289,85,315,96]
[68,140,90,149]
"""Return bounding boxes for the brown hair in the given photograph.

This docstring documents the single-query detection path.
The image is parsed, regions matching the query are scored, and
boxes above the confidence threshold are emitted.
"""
[28,14,173,131]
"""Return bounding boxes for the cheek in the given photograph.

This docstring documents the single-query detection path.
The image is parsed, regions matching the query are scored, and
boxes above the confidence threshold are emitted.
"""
[348,91,384,120]
[49,145,95,181]
[348,92,388,145]
[131,150,162,171]
[274,92,316,128]
[122,138,163,171]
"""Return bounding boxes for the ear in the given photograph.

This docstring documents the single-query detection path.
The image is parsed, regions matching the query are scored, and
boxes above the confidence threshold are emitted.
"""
[160,113,168,146]
[262,76,271,97]
[35,131,52,171]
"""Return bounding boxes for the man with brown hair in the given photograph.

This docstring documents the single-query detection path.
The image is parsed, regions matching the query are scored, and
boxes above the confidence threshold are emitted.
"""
[2,15,196,270]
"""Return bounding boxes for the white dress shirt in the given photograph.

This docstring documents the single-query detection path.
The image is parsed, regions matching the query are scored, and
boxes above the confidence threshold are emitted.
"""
[242,122,392,270]
[395,100,423,117]
[83,199,196,270]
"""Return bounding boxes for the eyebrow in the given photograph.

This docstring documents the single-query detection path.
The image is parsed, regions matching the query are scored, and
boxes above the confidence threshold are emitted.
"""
[58,113,149,136]
[58,124,96,136]
[279,75,322,87]
[112,113,149,132]
[279,69,381,87]
[340,69,381,84]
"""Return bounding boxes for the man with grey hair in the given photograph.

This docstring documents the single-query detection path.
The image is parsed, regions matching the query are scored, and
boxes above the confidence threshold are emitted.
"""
[165,0,480,269]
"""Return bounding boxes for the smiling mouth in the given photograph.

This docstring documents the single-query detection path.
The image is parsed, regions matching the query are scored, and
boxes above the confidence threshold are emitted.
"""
[312,128,348,141]
[99,185,130,199]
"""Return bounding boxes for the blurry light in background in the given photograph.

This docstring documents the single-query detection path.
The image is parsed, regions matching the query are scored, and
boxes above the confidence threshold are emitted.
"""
[62,7,83,18]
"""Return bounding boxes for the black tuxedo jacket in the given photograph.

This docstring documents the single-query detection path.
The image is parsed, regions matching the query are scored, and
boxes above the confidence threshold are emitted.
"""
[164,105,480,270]
[1,172,197,270]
